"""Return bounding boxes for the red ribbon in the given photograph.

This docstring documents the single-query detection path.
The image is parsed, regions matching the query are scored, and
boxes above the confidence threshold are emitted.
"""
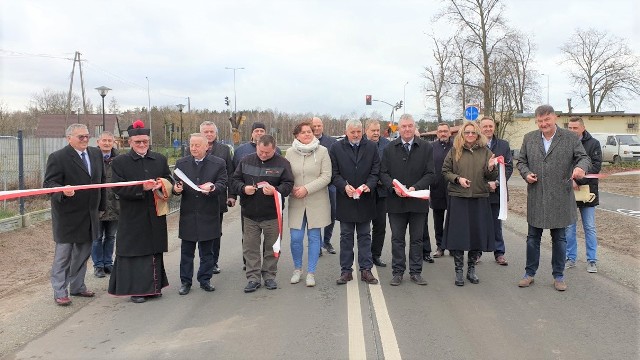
[0,180,154,201]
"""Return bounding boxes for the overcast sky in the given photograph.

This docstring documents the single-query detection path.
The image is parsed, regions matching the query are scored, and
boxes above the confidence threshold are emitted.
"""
[1,0,639,120]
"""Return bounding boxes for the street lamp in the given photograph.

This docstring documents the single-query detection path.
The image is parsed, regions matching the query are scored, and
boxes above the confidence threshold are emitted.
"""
[403,81,409,115]
[177,104,185,156]
[541,73,550,105]
[95,86,111,132]
[146,77,152,143]
[225,67,245,113]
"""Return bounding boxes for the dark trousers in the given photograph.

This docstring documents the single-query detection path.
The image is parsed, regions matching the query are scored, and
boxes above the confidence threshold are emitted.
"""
[371,195,387,258]
[212,212,224,266]
[323,184,337,245]
[339,221,373,273]
[180,239,214,286]
[389,212,426,276]
[432,208,446,250]
[525,225,566,279]
[421,207,432,255]
[490,203,505,257]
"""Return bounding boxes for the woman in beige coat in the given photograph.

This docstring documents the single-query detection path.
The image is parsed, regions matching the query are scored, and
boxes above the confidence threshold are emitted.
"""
[285,121,332,287]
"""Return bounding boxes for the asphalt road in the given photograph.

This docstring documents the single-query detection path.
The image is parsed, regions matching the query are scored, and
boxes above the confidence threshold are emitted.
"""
[4,203,639,360]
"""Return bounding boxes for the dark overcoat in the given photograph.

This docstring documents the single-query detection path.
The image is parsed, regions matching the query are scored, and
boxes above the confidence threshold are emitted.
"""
[44,145,106,243]
[111,150,173,256]
[99,147,120,221]
[207,140,234,212]
[429,139,452,210]
[487,137,513,204]
[330,138,380,223]
[574,130,602,207]
[175,155,227,242]
[516,126,590,229]
[380,136,435,214]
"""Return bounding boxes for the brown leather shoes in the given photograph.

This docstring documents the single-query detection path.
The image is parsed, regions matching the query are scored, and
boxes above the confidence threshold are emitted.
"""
[360,270,378,284]
[336,272,353,285]
[518,275,534,287]
[495,255,508,266]
[71,290,95,297]
[554,278,567,291]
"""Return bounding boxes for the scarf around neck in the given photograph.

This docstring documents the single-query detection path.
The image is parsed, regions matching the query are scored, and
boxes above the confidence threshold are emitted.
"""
[291,137,320,156]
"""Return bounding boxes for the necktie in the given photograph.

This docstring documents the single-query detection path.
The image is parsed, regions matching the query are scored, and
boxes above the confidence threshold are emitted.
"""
[81,152,90,175]
[352,144,359,156]
[403,142,410,154]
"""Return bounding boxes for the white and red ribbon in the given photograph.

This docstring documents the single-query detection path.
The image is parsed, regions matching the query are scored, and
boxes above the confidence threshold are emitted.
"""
[352,184,367,199]
[495,156,508,220]
[257,181,283,258]
[583,170,640,179]
[392,179,430,199]
[0,180,153,201]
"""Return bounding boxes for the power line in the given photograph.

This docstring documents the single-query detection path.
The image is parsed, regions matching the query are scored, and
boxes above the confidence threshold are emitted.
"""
[0,49,74,60]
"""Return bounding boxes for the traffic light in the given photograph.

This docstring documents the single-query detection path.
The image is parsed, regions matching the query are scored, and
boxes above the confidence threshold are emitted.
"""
[396,100,403,110]
[366,95,372,105]
[224,96,230,106]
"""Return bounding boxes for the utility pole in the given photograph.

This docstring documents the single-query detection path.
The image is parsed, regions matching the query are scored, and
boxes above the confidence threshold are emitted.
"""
[65,51,88,124]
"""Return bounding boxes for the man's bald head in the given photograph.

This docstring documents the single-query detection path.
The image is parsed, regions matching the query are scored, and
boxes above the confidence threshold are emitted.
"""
[311,117,324,138]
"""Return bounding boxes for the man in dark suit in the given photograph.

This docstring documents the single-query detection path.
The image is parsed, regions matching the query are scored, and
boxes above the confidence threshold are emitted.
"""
[44,123,105,306]
[430,123,452,258]
[330,119,380,285]
[311,117,338,255]
[201,121,234,274]
[380,114,435,286]
[173,133,228,295]
[480,116,513,266]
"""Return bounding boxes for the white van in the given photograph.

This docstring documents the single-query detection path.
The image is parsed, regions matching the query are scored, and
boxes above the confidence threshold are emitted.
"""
[591,133,640,163]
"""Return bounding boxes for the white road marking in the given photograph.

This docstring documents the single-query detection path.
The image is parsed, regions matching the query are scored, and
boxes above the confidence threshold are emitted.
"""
[347,275,366,360]
[370,266,402,360]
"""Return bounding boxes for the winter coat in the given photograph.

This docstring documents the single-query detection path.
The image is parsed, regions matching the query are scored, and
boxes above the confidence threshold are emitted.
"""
[111,150,173,256]
[369,137,391,198]
[380,136,435,213]
[232,142,282,170]
[429,139,452,210]
[230,153,294,222]
[318,134,337,150]
[206,140,234,212]
[285,145,332,230]
[574,130,601,207]
[44,145,106,243]
[486,137,513,204]
[330,138,380,223]
[516,126,590,229]
[442,144,498,198]
[99,147,120,221]
[175,155,227,242]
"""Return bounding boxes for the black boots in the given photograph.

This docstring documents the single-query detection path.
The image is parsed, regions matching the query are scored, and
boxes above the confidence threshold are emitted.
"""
[453,250,465,286]
[467,251,480,284]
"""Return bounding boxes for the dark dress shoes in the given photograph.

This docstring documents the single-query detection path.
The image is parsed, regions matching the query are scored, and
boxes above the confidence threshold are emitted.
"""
[390,275,403,286]
[212,265,221,274]
[432,249,445,258]
[324,243,336,254]
[94,267,106,278]
[104,265,113,274]
[372,256,387,267]
[423,254,434,263]
[200,282,215,292]
[179,283,191,295]
[71,290,95,297]
[336,272,353,285]
[55,297,72,306]
[410,274,428,285]
[130,296,147,303]
[244,281,261,293]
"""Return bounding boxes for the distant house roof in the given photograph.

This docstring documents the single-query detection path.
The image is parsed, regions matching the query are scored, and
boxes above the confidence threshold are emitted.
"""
[35,114,121,138]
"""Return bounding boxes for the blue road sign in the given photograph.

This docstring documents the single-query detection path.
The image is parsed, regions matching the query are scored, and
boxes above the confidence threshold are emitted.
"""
[464,105,479,121]
[173,139,180,148]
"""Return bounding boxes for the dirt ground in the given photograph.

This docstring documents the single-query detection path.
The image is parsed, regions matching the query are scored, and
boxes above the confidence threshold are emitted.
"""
[0,171,637,299]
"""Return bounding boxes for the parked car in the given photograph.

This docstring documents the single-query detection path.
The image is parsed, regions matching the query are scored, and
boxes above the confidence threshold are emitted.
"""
[591,133,640,163]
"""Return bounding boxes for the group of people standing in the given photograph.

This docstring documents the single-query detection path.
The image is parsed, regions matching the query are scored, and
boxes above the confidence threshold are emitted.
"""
[44,103,600,305]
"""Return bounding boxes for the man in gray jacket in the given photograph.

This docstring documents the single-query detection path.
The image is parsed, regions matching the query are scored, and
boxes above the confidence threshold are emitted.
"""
[516,105,590,291]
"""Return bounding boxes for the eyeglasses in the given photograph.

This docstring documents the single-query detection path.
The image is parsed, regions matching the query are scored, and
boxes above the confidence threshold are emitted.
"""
[75,135,90,140]
[133,140,149,145]
[463,131,477,135]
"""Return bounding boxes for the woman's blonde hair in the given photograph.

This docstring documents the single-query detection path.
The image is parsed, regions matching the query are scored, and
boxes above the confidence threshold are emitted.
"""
[452,121,487,162]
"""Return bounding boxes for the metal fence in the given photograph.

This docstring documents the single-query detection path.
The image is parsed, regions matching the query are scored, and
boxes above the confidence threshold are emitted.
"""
[0,136,68,191]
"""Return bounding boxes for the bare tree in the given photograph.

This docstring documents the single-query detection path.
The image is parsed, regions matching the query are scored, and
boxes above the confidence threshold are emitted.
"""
[108,97,119,114]
[29,88,94,115]
[423,36,453,121]
[438,0,508,116]
[561,28,640,112]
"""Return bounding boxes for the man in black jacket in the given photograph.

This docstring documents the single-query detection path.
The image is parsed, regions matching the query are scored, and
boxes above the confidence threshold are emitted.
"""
[312,116,338,255]
[565,117,601,273]
[231,135,294,293]
[480,117,513,266]
[201,121,234,274]
[430,123,452,258]
[173,133,227,295]
[331,119,380,285]
[380,114,435,286]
